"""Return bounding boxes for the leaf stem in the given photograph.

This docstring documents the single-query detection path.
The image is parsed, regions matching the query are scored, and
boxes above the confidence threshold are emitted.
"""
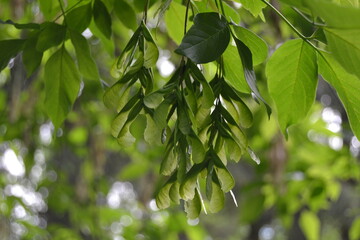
[54,0,83,23]
[291,7,326,27]
[143,0,150,24]
[218,0,226,17]
[260,0,318,50]
[184,0,191,36]
[57,0,66,24]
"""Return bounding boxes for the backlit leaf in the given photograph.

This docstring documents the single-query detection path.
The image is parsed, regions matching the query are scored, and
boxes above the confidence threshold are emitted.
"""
[160,148,177,176]
[169,181,180,204]
[209,178,225,213]
[144,92,163,108]
[144,115,162,145]
[141,23,159,68]
[350,217,360,240]
[70,30,99,80]
[235,0,266,19]
[117,122,136,148]
[184,189,202,219]
[189,135,206,164]
[223,45,251,93]
[304,0,360,28]
[111,111,129,138]
[266,39,317,135]
[180,163,205,200]
[232,25,268,65]
[324,28,360,80]
[212,151,235,192]
[114,0,137,30]
[165,1,187,45]
[318,52,360,140]
[44,46,80,128]
[299,211,320,240]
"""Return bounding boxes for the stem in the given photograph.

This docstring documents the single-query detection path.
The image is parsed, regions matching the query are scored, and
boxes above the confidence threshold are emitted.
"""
[58,0,66,23]
[291,7,326,27]
[143,0,149,24]
[260,0,318,50]
[219,0,226,16]
[54,0,83,23]
[184,0,191,35]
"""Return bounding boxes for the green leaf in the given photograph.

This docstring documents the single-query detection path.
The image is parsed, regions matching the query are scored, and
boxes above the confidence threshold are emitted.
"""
[209,178,225,213]
[212,151,235,192]
[223,45,251,93]
[304,0,360,28]
[304,0,360,79]
[175,12,230,64]
[299,211,320,240]
[93,0,112,39]
[180,162,205,200]
[164,1,187,45]
[236,101,253,129]
[278,0,308,9]
[66,2,92,33]
[0,39,25,72]
[350,217,360,240]
[234,36,271,116]
[188,62,215,108]
[324,28,360,80]
[189,135,206,164]
[23,35,43,76]
[39,0,59,20]
[178,105,192,135]
[225,138,242,162]
[103,76,132,111]
[184,189,202,219]
[112,27,142,78]
[169,181,180,204]
[141,23,159,68]
[230,97,253,129]
[44,46,81,128]
[144,92,163,109]
[114,0,137,30]
[36,22,66,52]
[236,0,266,19]
[153,98,173,129]
[266,39,317,135]
[144,115,162,145]
[229,124,248,154]
[160,147,177,176]
[318,52,360,140]
[111,111,129,138]
[232,25,268,65]
[110,89,141,137]
[117,122,136,148]
[70,30,99,80]
[222,2,241,25]
[156,173,177,209]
